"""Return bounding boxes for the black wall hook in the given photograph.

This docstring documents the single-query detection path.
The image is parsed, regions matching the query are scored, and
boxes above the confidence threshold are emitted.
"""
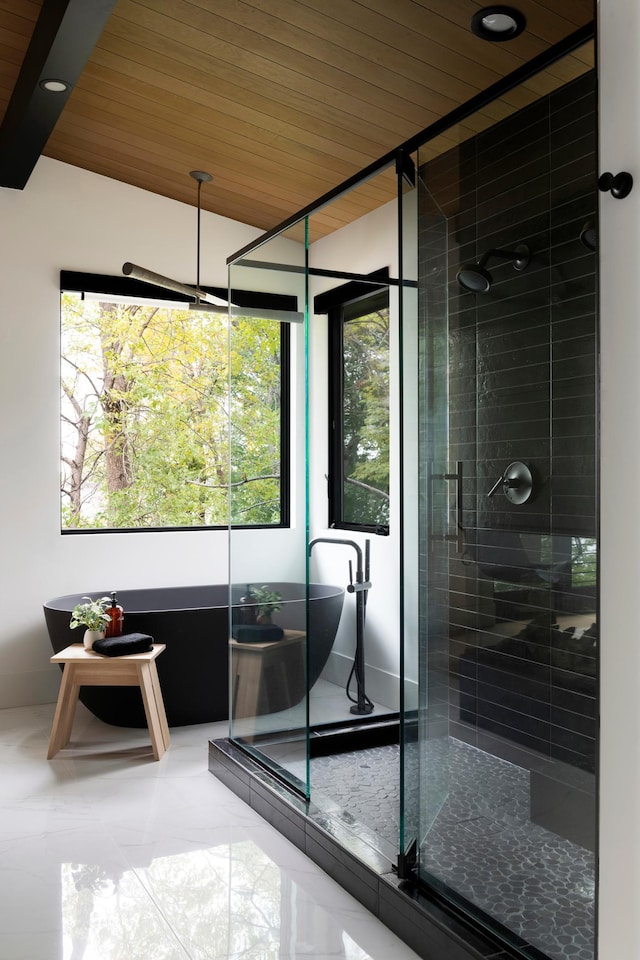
[598,171,633,198]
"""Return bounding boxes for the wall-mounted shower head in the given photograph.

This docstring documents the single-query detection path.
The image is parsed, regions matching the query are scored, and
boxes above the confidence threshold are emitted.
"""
[580,220,597,251]
[456,262,493,293]
[457,243,530,293]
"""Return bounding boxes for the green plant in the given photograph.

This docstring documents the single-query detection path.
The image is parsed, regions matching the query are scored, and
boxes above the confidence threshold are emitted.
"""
[253,585,282,622]
[69,596,111,632]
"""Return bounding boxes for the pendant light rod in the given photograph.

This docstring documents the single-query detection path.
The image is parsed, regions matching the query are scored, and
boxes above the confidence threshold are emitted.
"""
[121,262,226,306]
[191,169,213,293]
[122,169,218,305]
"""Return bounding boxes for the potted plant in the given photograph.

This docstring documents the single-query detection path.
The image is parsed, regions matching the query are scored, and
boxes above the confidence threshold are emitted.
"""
[69,596,111,650]
[253,585,282,625]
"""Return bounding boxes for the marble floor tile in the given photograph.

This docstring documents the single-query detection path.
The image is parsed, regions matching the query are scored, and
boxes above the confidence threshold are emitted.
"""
[0,702,420,960]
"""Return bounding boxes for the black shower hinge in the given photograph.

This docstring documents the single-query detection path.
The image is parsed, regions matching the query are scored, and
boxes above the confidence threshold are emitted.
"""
[395,838,418,881]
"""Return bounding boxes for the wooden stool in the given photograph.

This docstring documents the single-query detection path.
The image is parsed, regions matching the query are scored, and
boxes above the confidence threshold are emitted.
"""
[231,629,306,718]
[47,643,170,760]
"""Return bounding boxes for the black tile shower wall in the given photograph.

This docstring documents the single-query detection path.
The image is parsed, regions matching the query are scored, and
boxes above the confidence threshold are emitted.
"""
[418,72,597,779]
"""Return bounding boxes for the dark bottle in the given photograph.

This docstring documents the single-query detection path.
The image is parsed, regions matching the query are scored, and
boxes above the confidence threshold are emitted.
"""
[105,591,124,637]
[239,585,257,625]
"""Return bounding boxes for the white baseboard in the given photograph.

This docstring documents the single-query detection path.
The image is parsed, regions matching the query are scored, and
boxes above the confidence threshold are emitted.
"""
[319,651,417,712]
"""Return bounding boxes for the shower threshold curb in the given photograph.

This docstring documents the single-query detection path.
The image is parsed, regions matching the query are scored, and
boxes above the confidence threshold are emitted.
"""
[208,737,515,960]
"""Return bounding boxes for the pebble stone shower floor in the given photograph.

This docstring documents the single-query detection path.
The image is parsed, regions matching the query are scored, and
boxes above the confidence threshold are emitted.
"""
[302,738,595,960]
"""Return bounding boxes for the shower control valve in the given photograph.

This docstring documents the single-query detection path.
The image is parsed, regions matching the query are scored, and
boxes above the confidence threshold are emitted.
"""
[487,461,533,505]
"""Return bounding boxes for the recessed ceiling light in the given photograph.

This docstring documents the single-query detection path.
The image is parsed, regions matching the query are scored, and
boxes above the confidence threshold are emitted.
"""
[39,79,70,93]
[471,6,526,41]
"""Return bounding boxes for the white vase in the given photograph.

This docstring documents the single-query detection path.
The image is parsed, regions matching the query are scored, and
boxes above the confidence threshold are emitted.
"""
[83,629,105,651]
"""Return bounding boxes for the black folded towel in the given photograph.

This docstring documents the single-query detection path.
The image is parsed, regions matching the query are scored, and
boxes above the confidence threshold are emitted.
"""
[92,633,154,657]
[232,624,284,644]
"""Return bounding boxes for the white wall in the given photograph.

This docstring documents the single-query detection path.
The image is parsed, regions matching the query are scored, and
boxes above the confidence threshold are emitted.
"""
[0,157,298,708]
[597,1,640,955]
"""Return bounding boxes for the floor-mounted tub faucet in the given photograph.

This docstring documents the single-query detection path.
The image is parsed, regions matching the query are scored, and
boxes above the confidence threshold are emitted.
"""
[308,537,374,715]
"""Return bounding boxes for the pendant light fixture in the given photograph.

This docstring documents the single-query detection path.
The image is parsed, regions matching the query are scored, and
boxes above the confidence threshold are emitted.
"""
[122,170,227,308]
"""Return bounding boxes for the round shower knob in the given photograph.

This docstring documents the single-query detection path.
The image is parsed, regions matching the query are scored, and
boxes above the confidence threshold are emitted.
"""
[487,461,533,504]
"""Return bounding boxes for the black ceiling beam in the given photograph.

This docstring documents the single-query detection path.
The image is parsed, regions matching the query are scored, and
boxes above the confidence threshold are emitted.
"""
[0,0,118,190]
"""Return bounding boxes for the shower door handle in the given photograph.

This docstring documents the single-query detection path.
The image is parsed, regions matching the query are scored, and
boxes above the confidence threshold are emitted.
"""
[443,462,464,554]
[428,460,465,554]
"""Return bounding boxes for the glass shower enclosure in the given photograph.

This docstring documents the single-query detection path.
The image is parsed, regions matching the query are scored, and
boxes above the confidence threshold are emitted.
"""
[227,222,310,798]
[225,41,598,960]
[408,68,599,957]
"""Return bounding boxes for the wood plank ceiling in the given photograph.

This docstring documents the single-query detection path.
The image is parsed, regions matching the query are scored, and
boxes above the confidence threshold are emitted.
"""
[0,0,594,242]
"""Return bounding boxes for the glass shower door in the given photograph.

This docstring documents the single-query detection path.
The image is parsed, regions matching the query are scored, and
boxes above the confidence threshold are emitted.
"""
[227,224,310,798]
[399,148,451,873]
[406,68,598,960]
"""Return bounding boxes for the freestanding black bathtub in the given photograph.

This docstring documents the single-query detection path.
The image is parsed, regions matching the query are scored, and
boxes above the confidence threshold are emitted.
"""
[43,582,344,727]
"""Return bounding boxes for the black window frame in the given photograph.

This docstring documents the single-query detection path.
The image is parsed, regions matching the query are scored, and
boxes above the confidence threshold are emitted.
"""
[60,270,292,534]
[326,283,390,536]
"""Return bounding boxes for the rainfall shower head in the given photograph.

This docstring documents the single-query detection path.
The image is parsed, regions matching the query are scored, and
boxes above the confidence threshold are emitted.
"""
[580,220,597,251]
[457,243,530,293]
[456,263,493,293]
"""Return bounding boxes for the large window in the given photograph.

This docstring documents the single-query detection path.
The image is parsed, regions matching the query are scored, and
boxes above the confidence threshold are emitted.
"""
[60,273,289,532]
[328,289,390,533]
